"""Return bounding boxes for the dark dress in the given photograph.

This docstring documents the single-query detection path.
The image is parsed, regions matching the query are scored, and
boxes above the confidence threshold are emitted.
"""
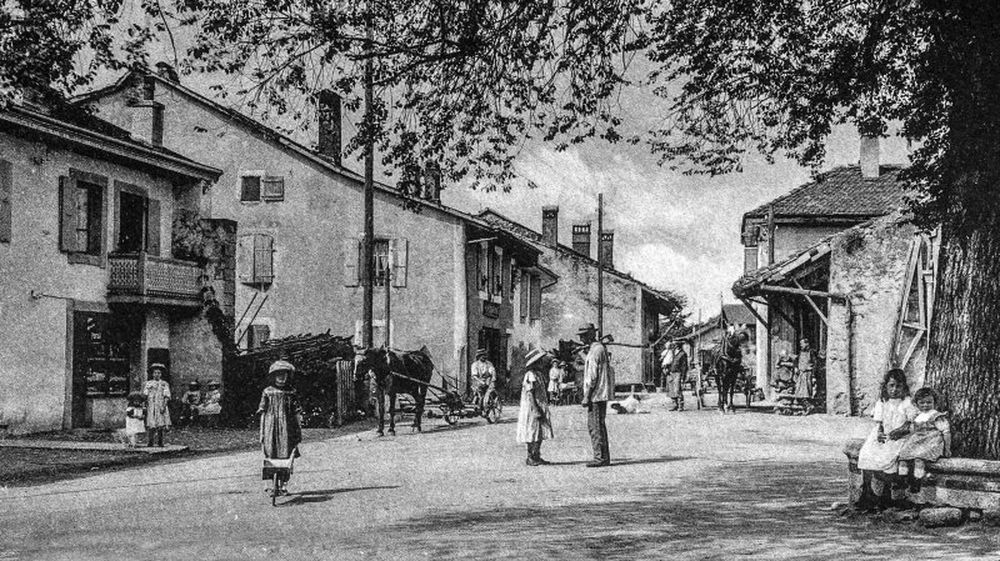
[258,385,302,460]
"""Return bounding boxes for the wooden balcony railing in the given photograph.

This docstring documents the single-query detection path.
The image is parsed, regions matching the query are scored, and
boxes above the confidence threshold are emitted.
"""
[107,252,204,308]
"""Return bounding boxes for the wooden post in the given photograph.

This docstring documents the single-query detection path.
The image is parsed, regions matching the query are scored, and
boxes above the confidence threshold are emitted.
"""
[767,204,776,265]
[361,3,375,350]
[597,193,604,339]
[384,259,391,348]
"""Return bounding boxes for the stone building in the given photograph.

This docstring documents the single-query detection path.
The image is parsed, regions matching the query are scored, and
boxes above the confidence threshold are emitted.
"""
[0,102,224,433]
[737,140,911,401]
[478,208,682,385]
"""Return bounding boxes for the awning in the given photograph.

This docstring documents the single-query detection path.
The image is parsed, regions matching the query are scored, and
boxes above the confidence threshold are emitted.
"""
[732,241,833,300]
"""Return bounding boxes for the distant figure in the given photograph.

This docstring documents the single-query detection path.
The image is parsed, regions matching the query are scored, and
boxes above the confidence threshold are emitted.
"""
[200,381,223,416]
[666,341,689,411]
[180,380,203,424]
[517,349,554,466]
[471,348,497,408]
[794,339,816,399]
[143,363,171,447]
[123,393,145,448]
[580,322,613,468]
[547,360,565,404]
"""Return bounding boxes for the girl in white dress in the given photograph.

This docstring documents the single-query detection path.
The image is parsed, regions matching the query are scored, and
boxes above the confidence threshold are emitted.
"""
[517,349,554,466]
[857,369,918,508]
[898,387,951,489]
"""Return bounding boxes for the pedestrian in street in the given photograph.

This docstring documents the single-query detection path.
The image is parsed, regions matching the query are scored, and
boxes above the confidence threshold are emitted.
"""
[579,322,613,468]
[666,340,689,411]
[471,348,497,408]
[257,360,303,495]
[143,363,172,447]
[547,359,565,404]
[857,368,918,510]
[517,349,554,466]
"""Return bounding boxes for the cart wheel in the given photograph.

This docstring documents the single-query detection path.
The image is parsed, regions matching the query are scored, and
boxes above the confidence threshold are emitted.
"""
[484,393,502,424]
[271,473,279,506]
[444,413,457,426]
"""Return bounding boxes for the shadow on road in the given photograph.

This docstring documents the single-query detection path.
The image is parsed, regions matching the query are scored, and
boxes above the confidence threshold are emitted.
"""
[279,485,401,507]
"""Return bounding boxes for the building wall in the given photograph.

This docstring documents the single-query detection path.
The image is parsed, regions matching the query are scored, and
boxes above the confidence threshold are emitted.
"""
[826,220,915,415]
[0,130,185,432]
[90,84,465,382]
[538,249,643,383]
[508,269,546,398]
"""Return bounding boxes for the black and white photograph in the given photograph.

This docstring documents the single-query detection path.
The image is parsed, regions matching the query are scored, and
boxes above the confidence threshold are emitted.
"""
[2,1,1000,559]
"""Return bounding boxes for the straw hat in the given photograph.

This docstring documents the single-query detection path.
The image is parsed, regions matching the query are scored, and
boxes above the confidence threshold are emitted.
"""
[525,348,548,368]
[475,348,488,359]
[148,363,167,373]
[577,323,597,336]
[268,360,295,375]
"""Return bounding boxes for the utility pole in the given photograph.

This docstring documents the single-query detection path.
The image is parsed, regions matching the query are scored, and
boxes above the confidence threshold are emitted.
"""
[361,4,375,349]
[597,193,604,339]
[384,258,391,348]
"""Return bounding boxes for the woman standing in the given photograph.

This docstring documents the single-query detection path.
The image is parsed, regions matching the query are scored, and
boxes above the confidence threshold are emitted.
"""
[517,349,554,466]
[257,360,303,493]
[143,363,171,447]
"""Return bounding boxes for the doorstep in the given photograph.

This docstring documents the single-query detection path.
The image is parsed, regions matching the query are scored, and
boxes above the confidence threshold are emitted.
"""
[0,440,187,454]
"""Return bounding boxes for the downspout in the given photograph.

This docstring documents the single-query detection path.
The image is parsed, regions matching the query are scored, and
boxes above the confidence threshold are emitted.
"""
[846,295,856,417]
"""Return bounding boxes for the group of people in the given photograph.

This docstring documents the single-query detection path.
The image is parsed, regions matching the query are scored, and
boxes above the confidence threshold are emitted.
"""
[120,363,224,448]
[856,368,952,509]
[179,380,223,424]
[773,338,818,399]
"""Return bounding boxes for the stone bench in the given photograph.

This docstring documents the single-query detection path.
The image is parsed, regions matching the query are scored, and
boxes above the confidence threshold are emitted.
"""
[844,439,1000,514]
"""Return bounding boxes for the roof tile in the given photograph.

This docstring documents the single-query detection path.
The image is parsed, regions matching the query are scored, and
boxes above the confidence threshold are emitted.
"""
[744,165,910,219]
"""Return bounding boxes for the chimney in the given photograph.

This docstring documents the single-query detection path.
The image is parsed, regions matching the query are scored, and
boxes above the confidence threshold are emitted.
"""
[127,75,164,146]
[541,206,559,245]
[423,163,442,203]
[860,135,880,180]
[317,90,342,166]
[572,222,591,258]
[154,62,179,83]
[600,230,614,269]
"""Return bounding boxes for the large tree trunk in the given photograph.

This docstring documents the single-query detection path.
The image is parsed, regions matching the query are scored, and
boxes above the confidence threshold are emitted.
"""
[925,217,1000,459]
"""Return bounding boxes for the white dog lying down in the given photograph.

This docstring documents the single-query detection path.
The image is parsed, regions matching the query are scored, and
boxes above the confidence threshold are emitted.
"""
[610,395,647,414]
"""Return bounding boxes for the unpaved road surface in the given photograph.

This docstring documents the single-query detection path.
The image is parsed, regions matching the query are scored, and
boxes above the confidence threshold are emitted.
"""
[2,399,998,560]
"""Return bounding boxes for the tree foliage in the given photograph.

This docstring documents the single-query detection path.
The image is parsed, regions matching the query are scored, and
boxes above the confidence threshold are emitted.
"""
[175,0,650,192]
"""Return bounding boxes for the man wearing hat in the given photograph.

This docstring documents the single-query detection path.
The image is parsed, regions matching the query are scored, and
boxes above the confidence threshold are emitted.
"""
[517,348,554,466]
[143,363,171,447]
[471,348,497,409]
[665,340,689,411]
[579,322,613,467]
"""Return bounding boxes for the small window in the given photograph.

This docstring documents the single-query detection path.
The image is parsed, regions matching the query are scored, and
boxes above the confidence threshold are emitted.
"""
[373,239,390,287]
[529,274,542,322]
[247,324,271,350]
[262,176,285,201]
[241,176,261,202]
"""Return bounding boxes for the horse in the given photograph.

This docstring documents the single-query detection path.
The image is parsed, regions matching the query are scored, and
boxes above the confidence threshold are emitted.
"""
[708,334,751,413]
[354,346,434,436]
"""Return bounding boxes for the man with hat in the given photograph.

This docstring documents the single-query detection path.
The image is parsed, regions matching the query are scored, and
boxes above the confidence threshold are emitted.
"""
[517,348,554,466]
[665,340,689,411]
[143,363,171,447]
[471,348,497,409]
[579,322,613,467]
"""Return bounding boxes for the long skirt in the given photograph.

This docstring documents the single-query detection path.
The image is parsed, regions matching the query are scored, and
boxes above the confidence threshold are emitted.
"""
[858,427,905,473]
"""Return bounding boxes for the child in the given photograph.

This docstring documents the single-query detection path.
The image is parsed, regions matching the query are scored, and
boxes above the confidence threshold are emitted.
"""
[898,387,951,489]
[856,368,918,508]
[517,349,554,466]
[258,360,303,495]
[124,393,146,448]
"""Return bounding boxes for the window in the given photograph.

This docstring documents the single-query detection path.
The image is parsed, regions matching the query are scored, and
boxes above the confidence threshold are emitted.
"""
[247,324,271,350]
[519,270,529,323]
[373,239,390,287]
[343,237,408,288]
[237,233,274,285]
[477,242,490,293]
[529,274,542,322]
[59,171,107,265]
[492,246,504,298]
[114,183,160,255]
[240,175,261,202]
[0,159,11,243]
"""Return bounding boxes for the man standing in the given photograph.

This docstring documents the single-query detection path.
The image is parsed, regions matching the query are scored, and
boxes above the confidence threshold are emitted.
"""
[666,340,689,411]
[579,323,613,467]
[471,348,497,407]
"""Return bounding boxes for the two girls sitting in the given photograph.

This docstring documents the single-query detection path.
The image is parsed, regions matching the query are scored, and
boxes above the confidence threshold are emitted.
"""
[857,368,952,509]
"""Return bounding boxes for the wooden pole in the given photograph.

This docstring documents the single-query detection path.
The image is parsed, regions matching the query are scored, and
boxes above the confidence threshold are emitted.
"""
[767,204,776,265]
[597,193,604,339]
[384,259,391,348]
[361,4,375,349]
[696,308,703,410]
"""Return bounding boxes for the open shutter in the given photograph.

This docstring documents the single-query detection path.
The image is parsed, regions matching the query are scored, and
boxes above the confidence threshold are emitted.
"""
[262,176,285,201]
[391,238,408,288]
[344,237,360,287]
[519,269,529,322]
[0,159,11,242]
[58,176,80,252]
[236,234,253,283]
[253,233,274,283]
[529,274,541,321]
[145,198,161,256]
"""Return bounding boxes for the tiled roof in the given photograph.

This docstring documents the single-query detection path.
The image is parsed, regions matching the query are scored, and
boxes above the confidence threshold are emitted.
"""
[722,304,756,326]
[744,165,910,220]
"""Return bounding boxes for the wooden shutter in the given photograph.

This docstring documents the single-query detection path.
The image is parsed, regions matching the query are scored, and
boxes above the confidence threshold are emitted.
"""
[236,234,253,283]
[344,237,360,287]
[0,159,11,242]
[248,324,270,350]
[58,176,81,252]
[262,176,285,201]
[145,198,161,256]
[529,274,541,321]
[519,269,529,322]
[253,233,274,283]
[391,238,408,288]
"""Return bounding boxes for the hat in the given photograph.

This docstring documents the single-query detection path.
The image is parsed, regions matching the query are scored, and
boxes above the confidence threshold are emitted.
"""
[208,381,221,388]
[188,380,201,388]
[475,348,488,358]
[268,360,295,375]
[148,363,167,372]
[577,323,597,336]
[525,349,548,368]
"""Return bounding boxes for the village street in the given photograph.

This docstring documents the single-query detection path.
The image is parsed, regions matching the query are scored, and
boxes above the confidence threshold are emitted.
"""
[2,400,998,561]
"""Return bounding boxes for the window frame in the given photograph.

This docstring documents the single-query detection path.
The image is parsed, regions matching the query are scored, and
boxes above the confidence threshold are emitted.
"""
[239,171,265,203]
[63,169,108,267]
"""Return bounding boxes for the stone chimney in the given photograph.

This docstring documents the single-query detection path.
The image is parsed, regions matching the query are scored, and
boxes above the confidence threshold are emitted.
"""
[127,75,165,146]
[423,163,442,203]
[317,90,342,165]
[572,222,591,258]
[860,135,880,180]
[600,230,614,269]
[541,206,559,245]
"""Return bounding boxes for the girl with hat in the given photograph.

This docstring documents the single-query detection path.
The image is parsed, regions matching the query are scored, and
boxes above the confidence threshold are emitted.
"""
[143,363,171,447]
[517,348,554,466]
[257,360,303,495]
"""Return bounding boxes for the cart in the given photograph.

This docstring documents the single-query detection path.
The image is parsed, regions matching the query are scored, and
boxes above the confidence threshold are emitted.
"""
[392,371,503,425]
[262,453,295,506]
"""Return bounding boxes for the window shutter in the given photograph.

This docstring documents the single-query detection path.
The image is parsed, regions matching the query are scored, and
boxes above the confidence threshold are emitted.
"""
[145,198,161,256]
[262,176,285,201]
[253,233,274,284]
[519,269,529,322]
[343,237,360,287]
[0,159,11,242]
[248,324,271,350]
[240,176,261,202]
[236,234,253,283]
[529,274,541,321]
[391,238,408,288]
[58,176,80,252]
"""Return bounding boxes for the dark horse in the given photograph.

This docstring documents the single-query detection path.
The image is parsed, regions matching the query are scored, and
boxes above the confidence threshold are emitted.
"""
[355,346,434,436]
[709,332,750,413]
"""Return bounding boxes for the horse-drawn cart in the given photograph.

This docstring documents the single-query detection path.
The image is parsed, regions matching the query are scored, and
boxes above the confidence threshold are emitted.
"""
[390,371,503,425]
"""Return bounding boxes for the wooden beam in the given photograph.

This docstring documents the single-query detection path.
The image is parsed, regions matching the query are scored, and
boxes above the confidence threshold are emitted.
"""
[759,284,847,301]
[738,298,770,330]
[793,280,830,327]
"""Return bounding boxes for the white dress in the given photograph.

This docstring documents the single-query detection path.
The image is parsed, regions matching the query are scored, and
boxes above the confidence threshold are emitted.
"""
[516,370,554,443]
[857,398,918,473]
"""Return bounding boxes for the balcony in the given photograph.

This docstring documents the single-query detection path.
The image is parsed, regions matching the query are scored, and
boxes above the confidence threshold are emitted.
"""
[107,252,204,308]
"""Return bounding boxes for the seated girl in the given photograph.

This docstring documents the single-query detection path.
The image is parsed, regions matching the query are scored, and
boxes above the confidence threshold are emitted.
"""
[856,368,918,509]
